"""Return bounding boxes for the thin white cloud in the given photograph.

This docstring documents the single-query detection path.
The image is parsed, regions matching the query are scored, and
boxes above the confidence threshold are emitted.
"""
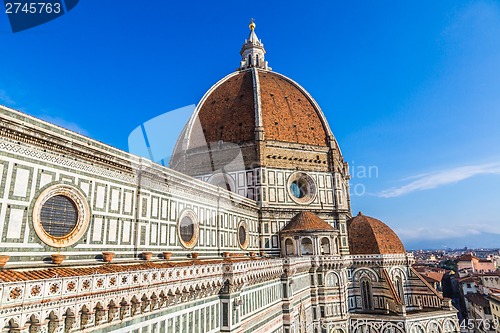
[0,90,15,105]
[396,227,466,240]
[378,163,500,198]
[395,223,500,241]
[39,115,89,136]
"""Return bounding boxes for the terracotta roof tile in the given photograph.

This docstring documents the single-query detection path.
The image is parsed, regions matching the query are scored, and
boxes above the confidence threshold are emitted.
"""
[170,68,334,177]
[457,276,476,283]
[458,253,477,261]
[421,271,444,283]
[195,71,256,145]
[0,258,266,282]
[192,69,329,147]
[422,275,441,284]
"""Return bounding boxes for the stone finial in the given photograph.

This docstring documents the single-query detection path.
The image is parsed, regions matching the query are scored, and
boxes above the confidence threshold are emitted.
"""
[249,18,256,31]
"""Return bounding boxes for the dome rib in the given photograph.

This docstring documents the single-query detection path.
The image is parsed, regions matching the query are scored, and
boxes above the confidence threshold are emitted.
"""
[259,71,328,146]
[347,212,406,255]
[193,70,256,146]
[262,70,335,145]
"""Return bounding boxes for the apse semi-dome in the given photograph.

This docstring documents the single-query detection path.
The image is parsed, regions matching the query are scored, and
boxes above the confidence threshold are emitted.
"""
[347,212,406,255]
[281,211,335,233]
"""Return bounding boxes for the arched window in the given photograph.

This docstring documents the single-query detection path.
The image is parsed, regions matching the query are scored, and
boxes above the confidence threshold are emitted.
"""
[361,279,373,310]
[301,238,313,255]
[320,237,330,255]
[326,273,339,287]
[395,277,405,304]
[285,238,294,255]
[256,54,260,66]
[248,54,252,66]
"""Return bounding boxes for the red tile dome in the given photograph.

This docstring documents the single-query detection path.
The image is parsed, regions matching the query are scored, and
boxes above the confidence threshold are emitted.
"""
[347,212,406,255]
[281,211,335,233]
[170,68,337,174]
[183,69,331,149]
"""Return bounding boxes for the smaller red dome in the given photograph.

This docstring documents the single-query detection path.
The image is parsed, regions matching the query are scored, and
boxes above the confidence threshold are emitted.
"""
[347,212,406,255]
[281,212,334,233]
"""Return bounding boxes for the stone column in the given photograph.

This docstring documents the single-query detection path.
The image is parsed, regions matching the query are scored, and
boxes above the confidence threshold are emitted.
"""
[313,236,319,256]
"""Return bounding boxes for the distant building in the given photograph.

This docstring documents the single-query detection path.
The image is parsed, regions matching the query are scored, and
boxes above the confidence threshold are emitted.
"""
[465,293,493,332]
[457,272,500,331]
[487,294,500,333]
[490,255,500,269]
[479,274,500,295]
[457,276,480,321]
[457,253,496,276]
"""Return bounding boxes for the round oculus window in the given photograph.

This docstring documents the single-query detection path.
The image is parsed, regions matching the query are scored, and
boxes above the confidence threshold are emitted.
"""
[179,216,195,243]
[40,195,78,237]
[238,221,249,249]
[32,184,90,248]
[287,172,317,204]
[177,209,199,249]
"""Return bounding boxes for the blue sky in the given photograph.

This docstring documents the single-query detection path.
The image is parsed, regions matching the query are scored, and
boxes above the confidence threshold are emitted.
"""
[0,1,499,249]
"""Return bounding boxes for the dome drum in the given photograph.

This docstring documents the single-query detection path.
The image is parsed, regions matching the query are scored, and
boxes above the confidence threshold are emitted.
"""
[280,212,340,257]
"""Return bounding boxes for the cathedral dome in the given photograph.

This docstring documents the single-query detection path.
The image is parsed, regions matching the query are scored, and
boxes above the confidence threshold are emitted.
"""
[186,68,331,148]
[170,21,344,180]
[347,212,406,255]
